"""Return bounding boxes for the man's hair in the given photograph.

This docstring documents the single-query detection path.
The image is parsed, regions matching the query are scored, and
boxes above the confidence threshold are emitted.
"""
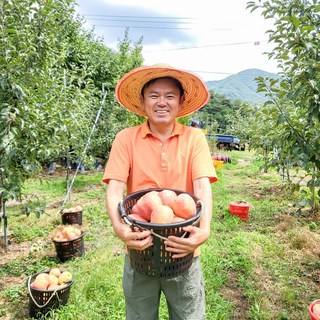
[141,77,185,97]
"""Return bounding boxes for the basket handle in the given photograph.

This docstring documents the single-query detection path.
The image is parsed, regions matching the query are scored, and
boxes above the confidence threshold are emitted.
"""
[28,276,58,309]
[118,200,127,220]
[118,200,203,241]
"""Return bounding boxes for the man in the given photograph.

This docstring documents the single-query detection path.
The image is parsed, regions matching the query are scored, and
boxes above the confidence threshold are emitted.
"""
[103,64,217,320]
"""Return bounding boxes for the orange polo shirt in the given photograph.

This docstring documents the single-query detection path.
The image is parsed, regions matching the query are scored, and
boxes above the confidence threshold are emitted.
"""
[103,121,217,193]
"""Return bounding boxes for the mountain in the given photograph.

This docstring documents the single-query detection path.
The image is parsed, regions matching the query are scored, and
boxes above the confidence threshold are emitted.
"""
[206,69,281,105]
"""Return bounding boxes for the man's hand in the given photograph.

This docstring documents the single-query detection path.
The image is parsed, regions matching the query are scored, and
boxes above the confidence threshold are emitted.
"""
[113,222,153,251]
[164,225,210,258]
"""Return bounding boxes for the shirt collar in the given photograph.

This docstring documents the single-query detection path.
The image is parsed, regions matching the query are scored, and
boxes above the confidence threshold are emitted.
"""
[141,121,185,138]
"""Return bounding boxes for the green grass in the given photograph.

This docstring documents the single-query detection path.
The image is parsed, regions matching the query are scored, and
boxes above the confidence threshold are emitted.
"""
[1,151,319,319]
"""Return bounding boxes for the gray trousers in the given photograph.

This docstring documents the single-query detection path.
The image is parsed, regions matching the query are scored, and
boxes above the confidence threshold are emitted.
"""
[122,255,206,320]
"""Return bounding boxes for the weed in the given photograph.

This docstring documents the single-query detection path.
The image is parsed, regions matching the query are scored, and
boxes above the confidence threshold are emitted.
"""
[1,152,319,319]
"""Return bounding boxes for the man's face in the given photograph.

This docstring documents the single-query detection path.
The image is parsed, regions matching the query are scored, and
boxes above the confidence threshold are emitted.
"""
[141,78,184,126]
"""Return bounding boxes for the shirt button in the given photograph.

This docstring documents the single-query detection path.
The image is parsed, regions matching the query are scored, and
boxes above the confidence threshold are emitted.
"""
[162,163,165,166]
[159,143,163,146]
[162,152,165,156]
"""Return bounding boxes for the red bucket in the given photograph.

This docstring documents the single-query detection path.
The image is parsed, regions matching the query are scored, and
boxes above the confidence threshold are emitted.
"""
[309,300,320,320]
[229,201,250,221]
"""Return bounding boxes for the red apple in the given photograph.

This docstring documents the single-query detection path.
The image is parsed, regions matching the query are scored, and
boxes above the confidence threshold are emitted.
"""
[58,271,72,285]
[47,284,60,291]
[136,191,162,221]
[49,268,61,278]
[172,215,186,223]
[31,278,49,290]
[129,213,148,222]
[172,193,196,219]
[151,205,174,224]
[158,189,177,209]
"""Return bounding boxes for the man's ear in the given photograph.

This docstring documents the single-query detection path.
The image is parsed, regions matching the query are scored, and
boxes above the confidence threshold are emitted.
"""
[140,96,146,111]
[180,94,185,105]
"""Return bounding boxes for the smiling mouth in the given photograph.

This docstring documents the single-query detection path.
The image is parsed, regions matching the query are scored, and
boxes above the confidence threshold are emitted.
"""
[155,110,169,114]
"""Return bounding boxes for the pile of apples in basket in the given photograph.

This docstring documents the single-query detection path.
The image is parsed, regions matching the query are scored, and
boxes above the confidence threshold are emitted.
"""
[30,268,72,291]
[130,189,196,224]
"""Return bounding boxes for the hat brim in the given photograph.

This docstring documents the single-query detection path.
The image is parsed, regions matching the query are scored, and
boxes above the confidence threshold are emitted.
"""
[115,65,210,118]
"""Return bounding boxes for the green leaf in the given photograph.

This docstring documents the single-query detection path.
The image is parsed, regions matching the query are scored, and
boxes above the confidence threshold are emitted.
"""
[291,14,300,29]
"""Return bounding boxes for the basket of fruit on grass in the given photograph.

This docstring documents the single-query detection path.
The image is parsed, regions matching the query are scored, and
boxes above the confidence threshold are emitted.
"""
[61,205,83,225]
[118,188,202,278]
[27,268,73,318]
[52,225,85,262]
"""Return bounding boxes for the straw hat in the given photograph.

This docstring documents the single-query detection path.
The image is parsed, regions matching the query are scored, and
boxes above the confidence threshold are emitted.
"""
[115,64,210,118]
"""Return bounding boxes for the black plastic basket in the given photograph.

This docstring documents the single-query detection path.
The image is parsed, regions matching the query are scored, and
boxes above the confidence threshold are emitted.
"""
[27,270,73,319]
[61,210,82,225]
[53,232,85,262]
[118,188,202,278]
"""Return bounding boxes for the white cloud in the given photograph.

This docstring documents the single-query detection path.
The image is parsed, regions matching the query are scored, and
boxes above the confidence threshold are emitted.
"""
[76,0,279,81]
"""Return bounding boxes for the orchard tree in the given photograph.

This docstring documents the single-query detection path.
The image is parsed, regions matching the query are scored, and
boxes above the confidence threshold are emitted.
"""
[247,0,320,210]
[0,0,144,220]
[196,91,241,135]
[87,28,144,162]
[0,0,81,203]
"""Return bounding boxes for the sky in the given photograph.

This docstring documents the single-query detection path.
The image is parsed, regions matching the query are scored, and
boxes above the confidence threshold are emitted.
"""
[75,0,279,81]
